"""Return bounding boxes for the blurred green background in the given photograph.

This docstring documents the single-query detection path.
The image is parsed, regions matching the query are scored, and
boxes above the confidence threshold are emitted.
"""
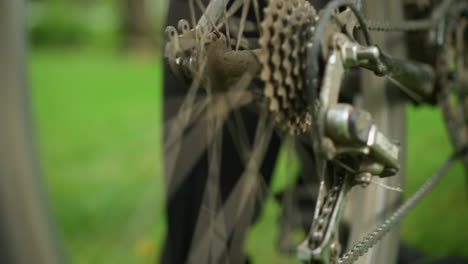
[28,0,468,263]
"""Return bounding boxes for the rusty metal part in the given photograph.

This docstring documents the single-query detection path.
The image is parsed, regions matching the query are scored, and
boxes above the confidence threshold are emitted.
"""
[165,20,261,91]
[205,40,261,89]
[258,0,317,134]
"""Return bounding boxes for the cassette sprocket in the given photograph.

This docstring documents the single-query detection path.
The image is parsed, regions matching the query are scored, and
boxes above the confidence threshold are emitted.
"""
[259,0,317,134]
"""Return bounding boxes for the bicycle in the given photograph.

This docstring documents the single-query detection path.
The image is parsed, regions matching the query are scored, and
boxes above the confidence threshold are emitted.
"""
[0,0,466,263]
[162,0,468,263]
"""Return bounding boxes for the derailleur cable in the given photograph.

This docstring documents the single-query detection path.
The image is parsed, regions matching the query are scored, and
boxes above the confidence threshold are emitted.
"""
[338,145,468,264]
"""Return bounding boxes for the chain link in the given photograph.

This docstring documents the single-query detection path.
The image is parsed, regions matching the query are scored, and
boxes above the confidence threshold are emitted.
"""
[365,19,437,32]
[310,175,345,248]
[364,0,454,32]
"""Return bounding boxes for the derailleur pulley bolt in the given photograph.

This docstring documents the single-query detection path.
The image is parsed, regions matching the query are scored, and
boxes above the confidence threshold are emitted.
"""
[355,172,372,187]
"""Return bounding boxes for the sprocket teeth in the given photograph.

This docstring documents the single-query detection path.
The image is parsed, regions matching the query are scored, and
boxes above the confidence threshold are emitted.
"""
[270,98,280,111]
[265,84,274,97]
[259,0,317,135]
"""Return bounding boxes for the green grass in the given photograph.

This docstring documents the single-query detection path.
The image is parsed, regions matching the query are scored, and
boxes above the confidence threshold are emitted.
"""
[30,48,468,264]
[30,48,164,264]
[403,106,468,257]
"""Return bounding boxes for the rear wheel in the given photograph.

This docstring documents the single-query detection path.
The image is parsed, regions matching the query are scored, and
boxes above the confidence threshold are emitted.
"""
[163,0,407,263]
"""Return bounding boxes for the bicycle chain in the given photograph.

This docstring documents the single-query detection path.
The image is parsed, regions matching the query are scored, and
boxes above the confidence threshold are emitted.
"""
[309,183,341,247]
[309,174,346,262]
[365,19,436,32]
[364,0,453,32]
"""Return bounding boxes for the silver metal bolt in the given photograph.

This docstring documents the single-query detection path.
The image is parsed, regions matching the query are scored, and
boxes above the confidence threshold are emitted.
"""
[355,172,372,187]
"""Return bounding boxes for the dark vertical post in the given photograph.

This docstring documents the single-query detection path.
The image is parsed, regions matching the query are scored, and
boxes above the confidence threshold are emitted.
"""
[121,0,152,51]
[0,0,61,263]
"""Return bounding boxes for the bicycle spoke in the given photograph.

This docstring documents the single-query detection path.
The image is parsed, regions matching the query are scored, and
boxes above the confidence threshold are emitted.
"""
[185,121,236,262]
[189,0,197,29]
[164,58,207,192]
[223,0,232,47]
[226,111,251,164]
[206,84,229,263]
[186,108,275,262]
[196,0,222,34]
[226,0,244,18]
[251,0,261,31]
[226,108,280,206]
[165,72,253,196]
[164,0,278,262]
[235,0,251,50]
